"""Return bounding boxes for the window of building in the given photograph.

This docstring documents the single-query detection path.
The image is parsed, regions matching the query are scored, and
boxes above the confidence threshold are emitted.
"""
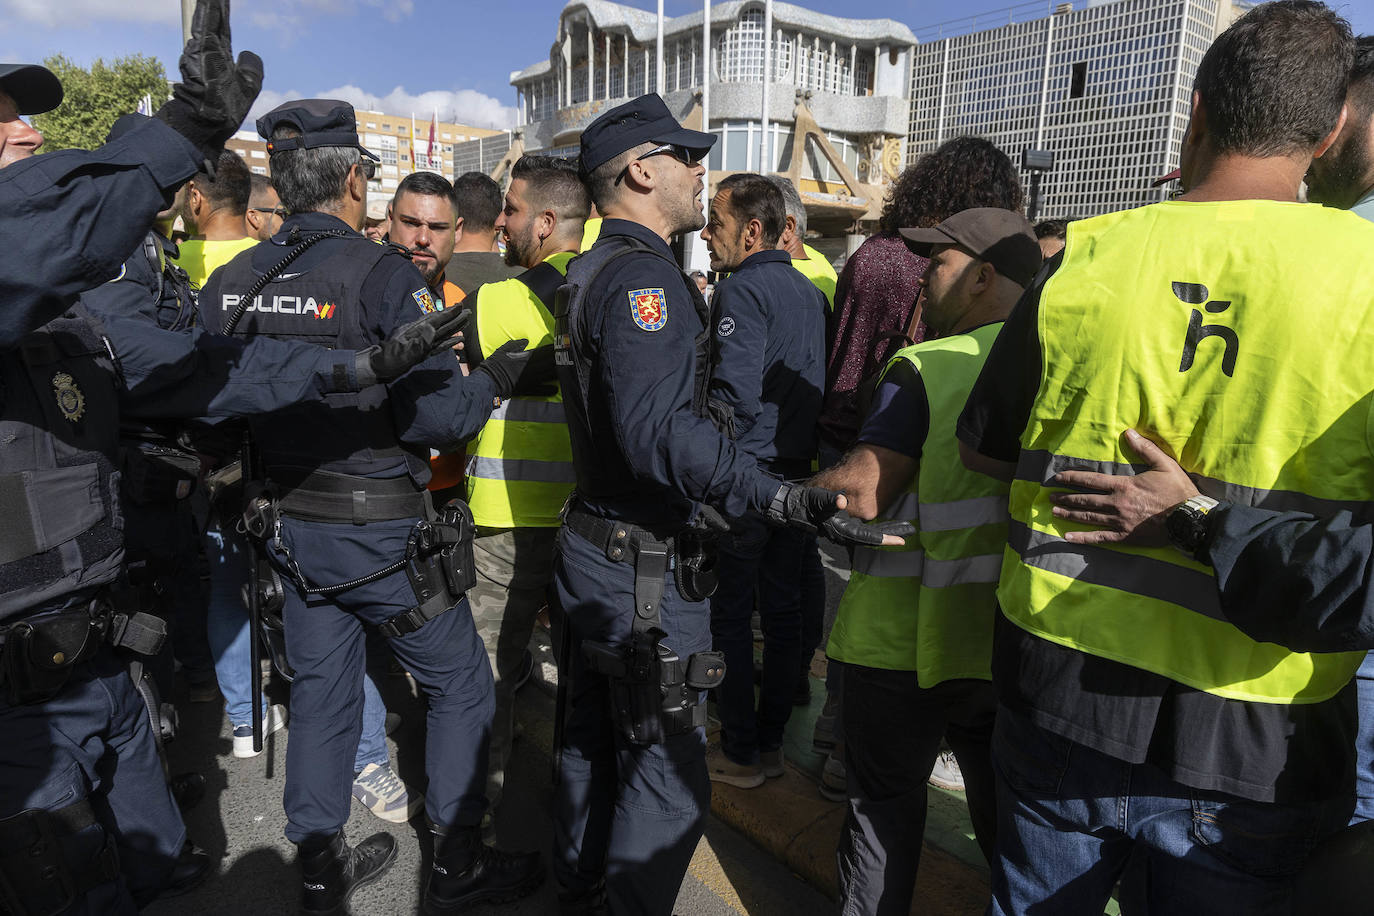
[1069,61,1087,98]
[717,8,765,81]
[366,122,377,129]
[250,149,266,159]
[251,166,266,175]
[382,123,391,130]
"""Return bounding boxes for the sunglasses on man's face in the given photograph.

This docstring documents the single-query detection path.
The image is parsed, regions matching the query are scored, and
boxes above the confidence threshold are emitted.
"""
[250,206,289,218]
[358,158,377,180]
[616,143,703,185]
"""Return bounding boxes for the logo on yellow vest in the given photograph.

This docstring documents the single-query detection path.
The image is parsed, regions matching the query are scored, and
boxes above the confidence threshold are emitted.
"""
[52,371,85,423]
[1174,281,1237,377]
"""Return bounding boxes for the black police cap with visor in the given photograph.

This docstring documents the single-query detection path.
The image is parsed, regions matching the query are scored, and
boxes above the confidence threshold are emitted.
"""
[578,93,715,176]
[256,98,380,163]
[0,63,63,115]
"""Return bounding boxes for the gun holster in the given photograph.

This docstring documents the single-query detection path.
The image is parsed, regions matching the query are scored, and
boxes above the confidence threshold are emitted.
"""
[0,802,119,916]
[673,529,720,602]
[0,609,110,707]
[241,564,293,681]
[379,499,477,639]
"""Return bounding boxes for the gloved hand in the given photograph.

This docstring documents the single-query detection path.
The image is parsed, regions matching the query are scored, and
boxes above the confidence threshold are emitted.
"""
[765,482,912,546]
[353,308,470,387]
[475,339,559,400]
[155,0,264,165]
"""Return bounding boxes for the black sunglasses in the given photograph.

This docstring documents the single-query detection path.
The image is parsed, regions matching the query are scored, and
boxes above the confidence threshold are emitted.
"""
[358,158,377,180]
[615,143,702,186]
[250,206,289,218]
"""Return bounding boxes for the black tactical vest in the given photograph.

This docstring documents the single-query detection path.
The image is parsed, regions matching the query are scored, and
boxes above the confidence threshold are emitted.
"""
[0,306,124,622]
[554,236,723,503]
[212,238,411,479]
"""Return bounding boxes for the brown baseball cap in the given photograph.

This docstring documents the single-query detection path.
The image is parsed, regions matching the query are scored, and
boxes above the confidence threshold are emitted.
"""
[900,207,1042,288]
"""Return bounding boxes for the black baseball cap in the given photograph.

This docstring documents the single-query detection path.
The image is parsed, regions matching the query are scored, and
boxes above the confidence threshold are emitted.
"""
[900,207,1042,288]
[257,99,380,161]
[0,63,63,115]
[579,93,715,174]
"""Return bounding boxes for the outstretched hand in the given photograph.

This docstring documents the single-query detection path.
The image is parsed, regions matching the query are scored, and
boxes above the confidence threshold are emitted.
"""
[767,483,908,546]
[1048,429,1198,545]
[354,308,471,387]
[156,0,264,163]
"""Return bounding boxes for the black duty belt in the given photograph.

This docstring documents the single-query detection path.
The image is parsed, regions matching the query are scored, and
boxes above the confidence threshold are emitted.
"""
[562,510,677,564]
[271,468,429,525]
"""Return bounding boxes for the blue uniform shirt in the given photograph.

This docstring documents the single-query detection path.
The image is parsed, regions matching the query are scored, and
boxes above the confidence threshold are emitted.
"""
[708,248,824,475]
[197,211,498,484]
[567,218,779,528]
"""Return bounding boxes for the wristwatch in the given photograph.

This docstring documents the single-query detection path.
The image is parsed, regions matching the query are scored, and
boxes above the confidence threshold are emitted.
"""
[1165,494,1220,558]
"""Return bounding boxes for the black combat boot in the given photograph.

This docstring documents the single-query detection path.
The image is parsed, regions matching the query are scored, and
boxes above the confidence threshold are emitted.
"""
[422,825,544,913]
[298,830,397,914]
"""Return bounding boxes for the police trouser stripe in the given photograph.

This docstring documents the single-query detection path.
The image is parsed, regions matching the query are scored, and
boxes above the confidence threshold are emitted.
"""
[464,455,578,484]
[1016,449,1374,519]
[489,399,567,423]
[879,493,1007,531]
[1007,520,1228,623]
[851,548,1003,586]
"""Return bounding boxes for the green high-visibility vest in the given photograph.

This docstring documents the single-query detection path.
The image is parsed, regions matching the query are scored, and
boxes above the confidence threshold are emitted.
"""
[1001,200,1374,704]
[464,251,577,528]
[827,322,1008,685]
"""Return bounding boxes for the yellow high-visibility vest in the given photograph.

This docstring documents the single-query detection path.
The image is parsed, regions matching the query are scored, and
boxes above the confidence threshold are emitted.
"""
[464,251,576,528]
[827,324,1008,684]
[793,243,837,309]
[1001,200,1374,704]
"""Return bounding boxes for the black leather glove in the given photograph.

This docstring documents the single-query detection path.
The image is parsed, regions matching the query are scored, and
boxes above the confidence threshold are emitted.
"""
[353,308,470,387]
[155,0,264,165]
[765,482,913,546]
[474,339,559,400]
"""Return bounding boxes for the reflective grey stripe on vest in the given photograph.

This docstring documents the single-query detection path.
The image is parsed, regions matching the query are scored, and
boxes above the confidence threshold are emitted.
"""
[851,547,1003,586]
[465,455,577,484]
[880,493,1006,531]
[1007,519,1229,624]
[489,399,567,423]
[1016,449,1374,520]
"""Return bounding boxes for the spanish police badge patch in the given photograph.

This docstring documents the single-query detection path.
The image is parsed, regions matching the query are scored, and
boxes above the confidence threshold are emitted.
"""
[412,288,438,314]
[628,288,667,331]
[52,371,85,423]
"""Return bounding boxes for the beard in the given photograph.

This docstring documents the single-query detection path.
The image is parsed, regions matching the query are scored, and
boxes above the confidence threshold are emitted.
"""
[1307,133,1372,208]
[503,223,537,267]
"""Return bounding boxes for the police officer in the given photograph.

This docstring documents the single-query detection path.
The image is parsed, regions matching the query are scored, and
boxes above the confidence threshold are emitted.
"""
[198,98,551,914]
[0,6,474,911]
[464,153,587,825]
[699,174,825,789]
[552,93,906,915]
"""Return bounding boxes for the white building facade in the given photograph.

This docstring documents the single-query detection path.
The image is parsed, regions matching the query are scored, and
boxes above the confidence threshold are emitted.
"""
[908,0,1247,218]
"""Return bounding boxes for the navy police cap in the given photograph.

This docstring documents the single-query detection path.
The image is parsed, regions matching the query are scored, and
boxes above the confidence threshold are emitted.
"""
[257,99,380,161]
[579,93,714,175]
[0,63,63,116]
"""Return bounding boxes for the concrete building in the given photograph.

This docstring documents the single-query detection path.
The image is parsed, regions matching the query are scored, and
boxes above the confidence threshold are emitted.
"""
[474,0,917,246]
[907,0,1251,219]
[228,111,505,196]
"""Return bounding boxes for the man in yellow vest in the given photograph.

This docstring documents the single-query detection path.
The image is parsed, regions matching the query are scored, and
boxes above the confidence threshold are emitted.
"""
[764,174,837,308]
[814,208,1039,914]
[245,173,286,242]
[171,150,258,289]
[464,154,586,823]
[957,4,1368,912]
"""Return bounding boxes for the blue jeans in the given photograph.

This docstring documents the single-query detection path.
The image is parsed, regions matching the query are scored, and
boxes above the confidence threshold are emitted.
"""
[272,516,492,844]
[552,524,712,916]
[989,704,1352,916]
[1351,651,1374,824]
[709,515,805,763]
[206,522,391,774]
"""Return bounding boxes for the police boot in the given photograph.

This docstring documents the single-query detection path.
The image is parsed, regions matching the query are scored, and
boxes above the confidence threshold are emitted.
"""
[297,830,397,914]
[422,825,544,913]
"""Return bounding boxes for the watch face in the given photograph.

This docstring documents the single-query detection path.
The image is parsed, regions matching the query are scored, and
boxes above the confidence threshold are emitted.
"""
[1167,506,1203,551]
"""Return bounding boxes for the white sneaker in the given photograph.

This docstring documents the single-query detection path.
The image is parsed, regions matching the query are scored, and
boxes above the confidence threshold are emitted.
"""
[818,751,847,802]
[928,749,965,791]
[231,704,288,758]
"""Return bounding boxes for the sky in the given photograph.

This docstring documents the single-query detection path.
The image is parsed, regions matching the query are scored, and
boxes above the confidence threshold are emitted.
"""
[4,0,1374,131]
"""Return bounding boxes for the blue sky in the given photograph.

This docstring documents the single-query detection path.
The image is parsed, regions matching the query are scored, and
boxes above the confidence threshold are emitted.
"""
[4,0,1373,130]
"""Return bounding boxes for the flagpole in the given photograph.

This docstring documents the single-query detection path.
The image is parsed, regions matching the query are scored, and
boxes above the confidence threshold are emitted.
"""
[410,113,416,173]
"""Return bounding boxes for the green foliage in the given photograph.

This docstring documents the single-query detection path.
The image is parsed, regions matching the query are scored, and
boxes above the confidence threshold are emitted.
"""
[31,54,169,152]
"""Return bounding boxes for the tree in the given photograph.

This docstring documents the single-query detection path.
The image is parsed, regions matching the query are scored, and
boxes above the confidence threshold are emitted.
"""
[32,54,169,152]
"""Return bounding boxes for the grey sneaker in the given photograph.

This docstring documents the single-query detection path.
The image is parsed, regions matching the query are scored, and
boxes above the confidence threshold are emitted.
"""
[813,693,841,752]
[760,748,785,779]
[706,746,765,789]
[818,750,847,802]
[928,749,965,791]
[352,763,424,824]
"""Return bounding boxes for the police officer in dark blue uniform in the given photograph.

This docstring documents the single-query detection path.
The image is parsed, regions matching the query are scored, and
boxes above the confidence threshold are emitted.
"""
[198,98,550,915]
[552,93,907,915]
[0,6,475,912]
